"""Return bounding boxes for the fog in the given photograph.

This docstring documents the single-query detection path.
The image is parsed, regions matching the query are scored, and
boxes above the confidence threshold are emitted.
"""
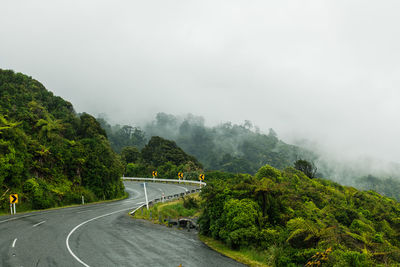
[1,1,400,167]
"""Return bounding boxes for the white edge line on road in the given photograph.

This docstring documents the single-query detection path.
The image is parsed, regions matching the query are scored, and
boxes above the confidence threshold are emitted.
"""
[32,220,46,227]
[12,238,17,248]
[176,185,189,192]
[0,214,33,224]
[66,204,145,267]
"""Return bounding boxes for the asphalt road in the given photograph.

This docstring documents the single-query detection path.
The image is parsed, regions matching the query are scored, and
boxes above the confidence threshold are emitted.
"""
[0,182,244,267]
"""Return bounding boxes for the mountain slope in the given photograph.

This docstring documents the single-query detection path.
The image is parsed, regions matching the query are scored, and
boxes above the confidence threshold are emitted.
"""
[199,165,400,266]
[104,112,315,174]
[0,69,124,211]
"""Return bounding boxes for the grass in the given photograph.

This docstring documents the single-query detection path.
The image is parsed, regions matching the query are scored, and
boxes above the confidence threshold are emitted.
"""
[199,235,272,267]
[132,194,201,225]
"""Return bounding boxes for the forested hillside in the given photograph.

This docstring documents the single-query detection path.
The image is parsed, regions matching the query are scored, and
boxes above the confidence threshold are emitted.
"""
[123,136,203,180]
[200,165,400,266]
[96,118,147,153]
[0,69,125,211]
[99,113,316,174]
[145,113,317,174]
[99,113,400,201]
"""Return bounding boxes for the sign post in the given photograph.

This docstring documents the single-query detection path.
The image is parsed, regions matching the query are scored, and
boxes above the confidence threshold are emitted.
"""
[9,194,18,215]
[143,183,149,210]
[178,172,183,183]
[152,171,157,181]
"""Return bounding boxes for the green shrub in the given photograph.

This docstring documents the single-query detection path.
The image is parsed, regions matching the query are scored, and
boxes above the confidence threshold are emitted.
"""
[255,165,281,181]
[183,196,199,209]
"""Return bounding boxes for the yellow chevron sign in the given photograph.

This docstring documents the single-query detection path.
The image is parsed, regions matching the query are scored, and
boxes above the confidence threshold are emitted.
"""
[10,194,18,204]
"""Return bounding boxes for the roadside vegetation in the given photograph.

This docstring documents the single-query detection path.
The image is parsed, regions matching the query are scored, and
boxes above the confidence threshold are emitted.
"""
[199,235,270,267]
[0,69,125,212]
[132,194,201,225]
[199,164,400,266]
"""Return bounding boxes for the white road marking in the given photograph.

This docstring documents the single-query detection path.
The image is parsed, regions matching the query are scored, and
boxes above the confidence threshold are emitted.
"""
[32,221,46,227]
[106,199,142,207]
[0,214,33,224]
[66,203,145,267]
[176,185,189,192]
[12,238,17,248]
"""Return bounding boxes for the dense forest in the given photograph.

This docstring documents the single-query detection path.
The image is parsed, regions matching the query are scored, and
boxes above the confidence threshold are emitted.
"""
[200,165,400,266]
[0,69,125,211]
[122,136,203,180]
[99,113,400,201]
[99,113,316,174]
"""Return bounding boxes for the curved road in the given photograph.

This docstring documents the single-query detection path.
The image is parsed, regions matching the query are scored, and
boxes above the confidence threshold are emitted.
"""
[0,182,244,267]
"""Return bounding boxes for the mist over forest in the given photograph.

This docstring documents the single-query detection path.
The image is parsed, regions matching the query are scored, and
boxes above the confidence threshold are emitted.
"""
[98,112,400,200]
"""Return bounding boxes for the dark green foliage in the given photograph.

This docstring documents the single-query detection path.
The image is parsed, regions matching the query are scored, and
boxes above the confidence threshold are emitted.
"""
[123,136,203,179]
[199,164,400,266]
[142,112,317,174]
[0,69,125,211]
[77,113,107,138]
[183,195,199,209]
[141,136,202,168]
[294,159,317,179]
[120,136,203,180]
[121,146,140,164]
[125,163,148,177]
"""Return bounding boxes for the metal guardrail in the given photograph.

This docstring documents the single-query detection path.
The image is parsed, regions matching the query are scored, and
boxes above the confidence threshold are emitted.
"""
[122,177,207,187]
[125,177,205,215]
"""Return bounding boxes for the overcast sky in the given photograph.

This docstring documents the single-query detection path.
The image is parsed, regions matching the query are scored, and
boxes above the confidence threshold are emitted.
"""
[1,1,400,163]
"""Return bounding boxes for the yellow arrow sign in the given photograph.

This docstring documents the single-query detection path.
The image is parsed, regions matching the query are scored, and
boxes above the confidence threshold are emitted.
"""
[10,194,18,204]
[152,171,157,177]
[178,172,183,178]
[199,174,205,180]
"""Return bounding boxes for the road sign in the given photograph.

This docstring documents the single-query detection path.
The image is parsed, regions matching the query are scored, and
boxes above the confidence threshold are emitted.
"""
[199,174,205,180]
[10,194,18,204]
[152,171,157,177]
[178,172,183,179]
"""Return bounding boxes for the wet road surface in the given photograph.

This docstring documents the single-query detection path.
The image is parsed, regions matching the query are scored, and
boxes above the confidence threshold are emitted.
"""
[0,181,244,267]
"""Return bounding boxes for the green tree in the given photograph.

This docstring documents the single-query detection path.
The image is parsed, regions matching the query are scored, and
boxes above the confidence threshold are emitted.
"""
[294,159,317,179]
[121,146,140,163]
[141,136,202,169]
[219,198,260,248]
